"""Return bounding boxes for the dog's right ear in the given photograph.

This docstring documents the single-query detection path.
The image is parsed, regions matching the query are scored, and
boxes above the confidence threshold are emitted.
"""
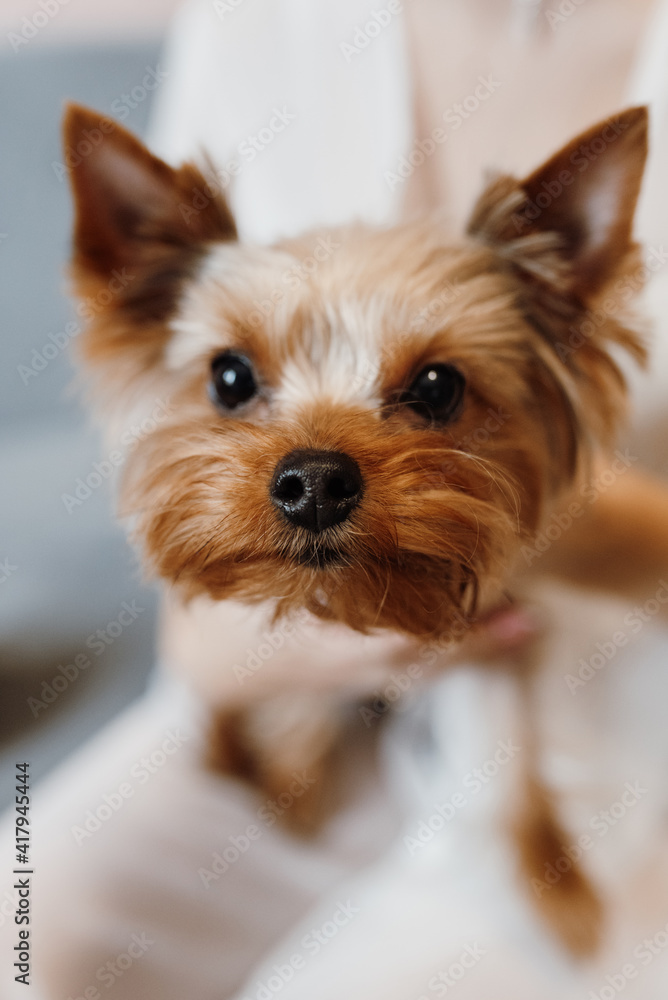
[63,103,236,322]
[467,106,648,300]
[466,107,648,456]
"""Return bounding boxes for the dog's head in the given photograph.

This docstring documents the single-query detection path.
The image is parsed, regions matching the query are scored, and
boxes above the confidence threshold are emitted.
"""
[63,105,647,636]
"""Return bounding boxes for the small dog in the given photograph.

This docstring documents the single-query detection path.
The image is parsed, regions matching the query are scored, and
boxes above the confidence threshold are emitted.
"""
[63,103,663,955]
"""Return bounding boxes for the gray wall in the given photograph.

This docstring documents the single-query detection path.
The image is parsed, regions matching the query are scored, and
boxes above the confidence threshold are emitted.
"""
[0,44,165,805]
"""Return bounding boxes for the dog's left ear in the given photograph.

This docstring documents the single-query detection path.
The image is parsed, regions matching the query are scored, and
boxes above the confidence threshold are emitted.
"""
[467,106,648,299]
[63,103,236,322]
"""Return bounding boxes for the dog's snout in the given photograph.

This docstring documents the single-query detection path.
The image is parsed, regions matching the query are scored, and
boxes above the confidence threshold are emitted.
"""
[270,449,363,533]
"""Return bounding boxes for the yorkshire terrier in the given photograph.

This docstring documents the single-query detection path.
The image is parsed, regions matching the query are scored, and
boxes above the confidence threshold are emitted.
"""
[63,103,666,956]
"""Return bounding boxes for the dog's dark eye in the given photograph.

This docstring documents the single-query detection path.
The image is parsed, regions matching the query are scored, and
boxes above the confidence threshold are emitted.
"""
[209,352,257,410]
[403,363,466,422]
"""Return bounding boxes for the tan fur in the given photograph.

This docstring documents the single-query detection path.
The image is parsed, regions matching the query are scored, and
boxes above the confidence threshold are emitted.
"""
[540,461,668,606]
[62,103,665,956]
[207,693,353,834]
[512,771,603,957]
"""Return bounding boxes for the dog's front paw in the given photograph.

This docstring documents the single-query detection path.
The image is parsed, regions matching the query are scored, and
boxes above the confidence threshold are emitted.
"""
[205,693,355,836]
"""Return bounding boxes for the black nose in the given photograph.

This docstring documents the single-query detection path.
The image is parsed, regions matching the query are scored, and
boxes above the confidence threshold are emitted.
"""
[270,449,363,533]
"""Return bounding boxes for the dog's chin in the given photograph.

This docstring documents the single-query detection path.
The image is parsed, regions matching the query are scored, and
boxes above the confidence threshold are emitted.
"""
[170,545,482,636]
[292,545,349,570]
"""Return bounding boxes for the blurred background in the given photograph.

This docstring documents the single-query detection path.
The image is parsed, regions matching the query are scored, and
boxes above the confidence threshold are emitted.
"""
[0,0,183,807]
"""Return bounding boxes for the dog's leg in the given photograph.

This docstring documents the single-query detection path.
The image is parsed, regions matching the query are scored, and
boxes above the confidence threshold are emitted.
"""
[206,694,357,834]
[511,768,602,957]
[502,652,603,956]
[508,463,668,951]
[540,465,668,607]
